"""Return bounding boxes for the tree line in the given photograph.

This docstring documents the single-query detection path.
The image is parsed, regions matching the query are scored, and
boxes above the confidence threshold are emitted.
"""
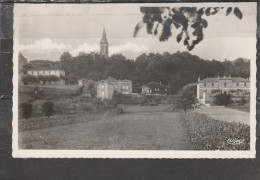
[59,51,249,94]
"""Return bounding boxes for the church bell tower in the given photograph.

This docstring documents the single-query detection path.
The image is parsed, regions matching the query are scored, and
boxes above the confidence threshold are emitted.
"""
[100,28,109,58]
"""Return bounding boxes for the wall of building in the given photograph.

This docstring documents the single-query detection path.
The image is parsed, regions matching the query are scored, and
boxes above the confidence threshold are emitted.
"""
[28,70,65,77]
[97,82,114,99]
[197,81,250,99]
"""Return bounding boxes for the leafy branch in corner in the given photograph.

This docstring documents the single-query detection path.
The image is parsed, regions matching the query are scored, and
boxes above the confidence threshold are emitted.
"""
[134,7,243,51]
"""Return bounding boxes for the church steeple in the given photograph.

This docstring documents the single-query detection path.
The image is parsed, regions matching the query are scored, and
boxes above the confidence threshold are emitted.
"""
[100,27,109,57]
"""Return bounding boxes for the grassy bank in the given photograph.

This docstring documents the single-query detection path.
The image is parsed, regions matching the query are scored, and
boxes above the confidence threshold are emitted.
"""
[19,109,120,132]
[181,112,250,150]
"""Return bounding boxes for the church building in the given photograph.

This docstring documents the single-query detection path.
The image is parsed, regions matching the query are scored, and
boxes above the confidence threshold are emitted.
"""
[100,28,109,58]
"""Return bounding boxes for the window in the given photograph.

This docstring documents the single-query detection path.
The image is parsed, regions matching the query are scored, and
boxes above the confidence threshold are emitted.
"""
[123,86,125,89]
[126,86,128,90]
[212,83,214,87]
[244,83,246,87]
[237,83,239,87]
[101,91,104,97]
[165,88,167,92]
[224,82,226,87]
[204,83,206,87]
[101,84,104,89]
[43,71,45,75]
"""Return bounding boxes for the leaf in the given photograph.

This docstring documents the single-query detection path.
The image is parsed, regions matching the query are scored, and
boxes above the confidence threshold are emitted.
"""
[201,19,208,28]
[184,37,189,46]
[197,8,204,17]
[159,19,172,41]
[234,7,243,19]
[211,7,219,15]
[177,32,183,43]
[146,22,153,34]
[226,7,232,16]
[205,7,211,16]
[188,45,195,51]
[154,23,159,35]
[133,21,143,37]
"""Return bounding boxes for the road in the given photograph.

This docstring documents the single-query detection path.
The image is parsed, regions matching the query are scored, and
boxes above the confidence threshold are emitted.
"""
[196,106,250,125]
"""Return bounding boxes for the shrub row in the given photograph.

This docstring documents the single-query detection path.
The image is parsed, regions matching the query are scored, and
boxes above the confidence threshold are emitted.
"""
[181,112,250,150]
[19,98,119,119]
[19,108,122,131]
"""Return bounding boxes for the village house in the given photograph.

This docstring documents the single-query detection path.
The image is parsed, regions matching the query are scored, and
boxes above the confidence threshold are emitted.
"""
[142,81,170,95]
[96,76,132,99]
[27,67,65,77]
[26,60,65,85]
[197,76,250,104]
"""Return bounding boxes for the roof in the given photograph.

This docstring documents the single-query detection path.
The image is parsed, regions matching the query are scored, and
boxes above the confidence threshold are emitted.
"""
[105,76,118,82]
[199,77,250,83]
[143,81,170,88]
[96,80,113,85]
[121,79,132,82]
[100,28,108,44]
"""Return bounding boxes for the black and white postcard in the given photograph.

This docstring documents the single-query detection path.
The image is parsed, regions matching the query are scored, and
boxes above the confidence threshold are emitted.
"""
[12,3,257,158]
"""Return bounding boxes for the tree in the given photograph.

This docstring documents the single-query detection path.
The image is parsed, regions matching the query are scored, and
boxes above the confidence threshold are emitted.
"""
[173,83,199,114]
[42,101,54,117]
[86,81,97,98]
[21,75,38,85]
[214,93,232,107]
[60,52,72,62]
[134,7,243,51]
[20,102,33,119]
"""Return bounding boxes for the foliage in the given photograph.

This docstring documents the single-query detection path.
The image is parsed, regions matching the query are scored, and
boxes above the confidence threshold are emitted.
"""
[211,89,222,94]
[181,112,250,150]
[84,80,97,97]
[60,51,250,94]
[134,7,243,51]
[33,86,43,99]
[42,101,55,117]
[73,86,84,97]
[21,75,38,85]
[38,75,59,84]
[214,93,232,107]
[173,83,199,114]
[20,102,33,119]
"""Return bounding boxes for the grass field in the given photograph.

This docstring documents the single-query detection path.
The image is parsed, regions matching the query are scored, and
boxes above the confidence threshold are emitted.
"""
[19,105,191,150]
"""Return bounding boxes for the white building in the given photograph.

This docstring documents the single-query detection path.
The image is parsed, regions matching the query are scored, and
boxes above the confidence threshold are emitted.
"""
[28,68,65,77]
[197,76,250,104]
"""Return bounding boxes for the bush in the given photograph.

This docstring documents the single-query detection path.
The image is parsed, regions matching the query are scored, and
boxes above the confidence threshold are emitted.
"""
[42,101,55,117]
[76,102,97,113]
[22,75,38,85]
[20,102,33,119]
[214,93,232,107]
[181,112,250,150]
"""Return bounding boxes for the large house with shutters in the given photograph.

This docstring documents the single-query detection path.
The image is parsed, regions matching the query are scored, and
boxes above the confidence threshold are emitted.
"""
[142,81,170,95]
[197,76,250,104]
[96,76,132,99]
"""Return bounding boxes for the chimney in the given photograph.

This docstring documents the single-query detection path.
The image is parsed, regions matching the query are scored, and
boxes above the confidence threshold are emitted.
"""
[217,75,220,79]
[198,76,200,82]
[229,75,231,78]
[160,81,161,84]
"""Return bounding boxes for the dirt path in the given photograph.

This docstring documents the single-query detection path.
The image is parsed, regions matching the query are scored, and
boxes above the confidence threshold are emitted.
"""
[19,105,191,150]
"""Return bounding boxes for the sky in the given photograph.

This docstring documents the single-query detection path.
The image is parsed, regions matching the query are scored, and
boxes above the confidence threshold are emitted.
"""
[14,3,257,61]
